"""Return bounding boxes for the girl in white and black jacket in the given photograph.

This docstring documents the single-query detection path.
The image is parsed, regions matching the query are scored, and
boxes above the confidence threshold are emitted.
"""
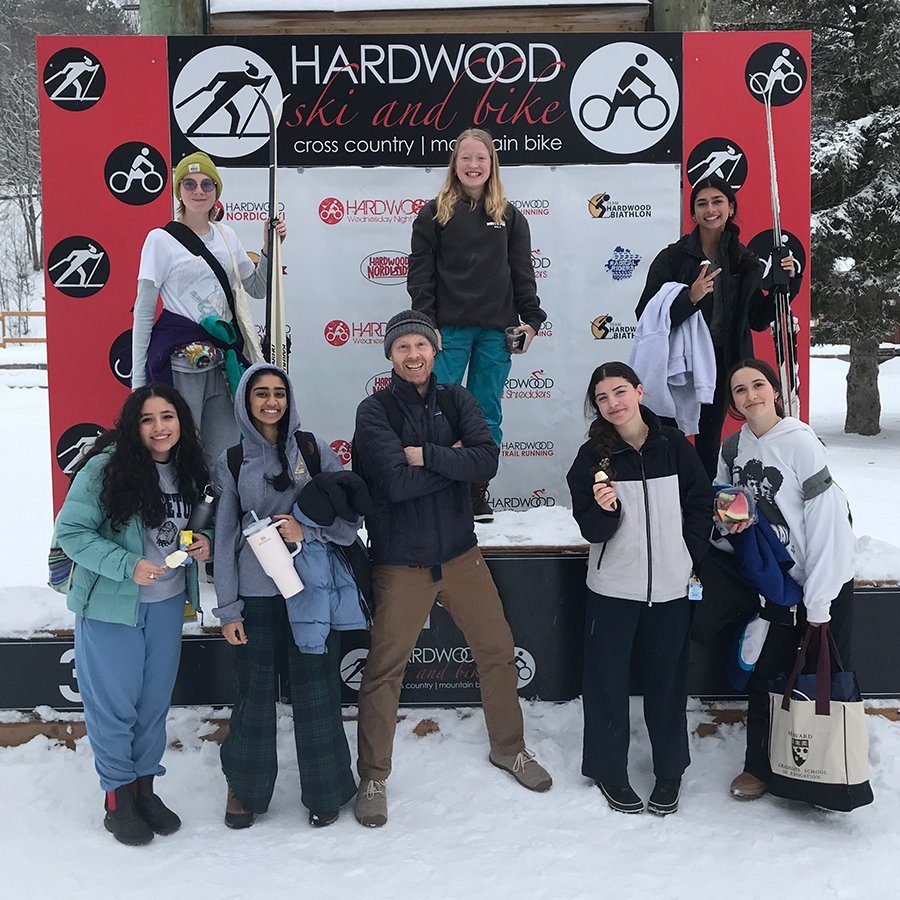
[567,362,713,817]
[697,359,855,801]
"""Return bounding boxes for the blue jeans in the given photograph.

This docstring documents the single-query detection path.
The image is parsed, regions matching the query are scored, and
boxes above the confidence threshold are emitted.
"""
[433,326,511,446]
[75,593,185,791]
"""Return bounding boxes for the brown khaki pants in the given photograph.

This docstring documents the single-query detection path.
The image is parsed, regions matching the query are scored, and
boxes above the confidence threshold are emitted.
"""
[356,546,525,781]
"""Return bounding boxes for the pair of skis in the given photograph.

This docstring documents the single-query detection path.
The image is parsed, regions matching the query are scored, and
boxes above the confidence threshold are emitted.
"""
[761,78,801,419]
[257,90,290,372]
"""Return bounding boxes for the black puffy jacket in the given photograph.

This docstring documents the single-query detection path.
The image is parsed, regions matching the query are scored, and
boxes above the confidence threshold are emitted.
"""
[354,372,499,567]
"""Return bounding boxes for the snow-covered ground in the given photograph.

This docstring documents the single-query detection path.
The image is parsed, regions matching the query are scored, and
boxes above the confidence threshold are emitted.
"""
[2,350,899,898]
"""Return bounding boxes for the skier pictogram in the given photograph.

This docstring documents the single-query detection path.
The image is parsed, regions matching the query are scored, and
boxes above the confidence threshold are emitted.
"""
[49,244,105,289]
[44,54,101,102]
[176,61,272,138]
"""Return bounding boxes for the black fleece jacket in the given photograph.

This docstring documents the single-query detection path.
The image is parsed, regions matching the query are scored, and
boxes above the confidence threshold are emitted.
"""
[636,227,802,375]
[354,372,499,568]
[407,198,546,333]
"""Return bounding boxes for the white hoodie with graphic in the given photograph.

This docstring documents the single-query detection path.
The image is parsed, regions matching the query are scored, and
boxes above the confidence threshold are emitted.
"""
[717,417,856,623]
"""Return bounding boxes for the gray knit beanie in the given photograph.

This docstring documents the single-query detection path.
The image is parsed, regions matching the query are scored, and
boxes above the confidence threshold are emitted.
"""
[383,310,439,359]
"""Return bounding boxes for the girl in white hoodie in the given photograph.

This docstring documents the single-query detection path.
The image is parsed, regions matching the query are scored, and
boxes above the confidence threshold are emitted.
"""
[709,359,856,801]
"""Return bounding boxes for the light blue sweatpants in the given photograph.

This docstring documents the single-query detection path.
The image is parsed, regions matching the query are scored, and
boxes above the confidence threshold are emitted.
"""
[433,326,511,446]
[75,593,185,792]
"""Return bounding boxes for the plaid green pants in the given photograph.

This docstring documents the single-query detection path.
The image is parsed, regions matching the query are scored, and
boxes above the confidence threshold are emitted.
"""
[221,595,357,814]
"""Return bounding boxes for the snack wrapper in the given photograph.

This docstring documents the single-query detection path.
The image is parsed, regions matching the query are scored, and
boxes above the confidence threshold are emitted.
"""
[713,484,758,529]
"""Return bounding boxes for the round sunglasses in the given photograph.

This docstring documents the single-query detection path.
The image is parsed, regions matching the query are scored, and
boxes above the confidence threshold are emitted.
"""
[181,178,216,193]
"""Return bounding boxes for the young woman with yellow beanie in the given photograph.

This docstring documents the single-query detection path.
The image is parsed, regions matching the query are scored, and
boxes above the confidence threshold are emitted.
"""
[132,151,286,463]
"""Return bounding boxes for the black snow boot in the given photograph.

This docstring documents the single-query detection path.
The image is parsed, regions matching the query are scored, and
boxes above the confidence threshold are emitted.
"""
[471,481,494,523]
[104,784,154,846]
[135,774,182,835]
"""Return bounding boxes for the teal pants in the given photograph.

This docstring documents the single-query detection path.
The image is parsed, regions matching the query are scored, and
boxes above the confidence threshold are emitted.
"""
[433,326,511,446]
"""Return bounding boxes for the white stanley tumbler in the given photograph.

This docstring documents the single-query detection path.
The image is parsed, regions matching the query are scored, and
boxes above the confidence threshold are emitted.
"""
[242,511,304,599]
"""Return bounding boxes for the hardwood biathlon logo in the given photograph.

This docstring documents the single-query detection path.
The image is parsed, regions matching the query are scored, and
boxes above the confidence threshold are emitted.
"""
[588,192,653,219]
[104,142,168,205]
[745,43,808,107]
[42,48,105,111]
[686,138,748,191]
[570,42,679,154]
[590,315,636,340]
[171,46,284,157]
[47,236,109,298]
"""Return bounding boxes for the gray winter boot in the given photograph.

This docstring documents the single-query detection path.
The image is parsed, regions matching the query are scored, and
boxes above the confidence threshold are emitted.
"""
[354,779,388,827]
[489,748,552,792]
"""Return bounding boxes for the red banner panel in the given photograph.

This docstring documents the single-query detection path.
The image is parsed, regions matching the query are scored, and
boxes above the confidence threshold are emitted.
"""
[683,31,811,430]
[38,36,171,509]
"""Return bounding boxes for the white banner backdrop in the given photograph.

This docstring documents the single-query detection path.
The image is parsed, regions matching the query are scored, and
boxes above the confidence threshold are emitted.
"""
[220,164,681,511]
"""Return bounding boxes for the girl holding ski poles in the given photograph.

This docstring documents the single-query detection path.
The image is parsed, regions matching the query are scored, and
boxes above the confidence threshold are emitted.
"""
[635,174,799,479]
[132,151,286,463]
[567,362,712,816]
[694,359,855,800]
[55,385,211,846]
[406,128,547,521]
[213,362,371,830]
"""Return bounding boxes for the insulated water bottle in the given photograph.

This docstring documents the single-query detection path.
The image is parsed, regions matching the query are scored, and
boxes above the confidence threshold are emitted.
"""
[242,511,304,599]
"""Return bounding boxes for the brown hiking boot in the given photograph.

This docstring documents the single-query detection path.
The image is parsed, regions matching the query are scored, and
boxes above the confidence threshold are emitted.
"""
[730,771,768,800]
[225,784,255,829]
[490,748,552,792]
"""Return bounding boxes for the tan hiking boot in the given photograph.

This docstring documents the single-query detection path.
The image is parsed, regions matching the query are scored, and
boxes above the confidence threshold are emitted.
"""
[355,779,387,827]
[489,748,552,792]
[730,771,768,800]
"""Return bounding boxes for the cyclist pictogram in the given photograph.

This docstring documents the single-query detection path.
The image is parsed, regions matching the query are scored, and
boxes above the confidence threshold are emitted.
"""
[744,43,807,107]
[569,41,680,155]
[104,143,168,205]
[514,647,536,689]
[578,54,670,133]
[319,198,345,225]
[324,320,351,347]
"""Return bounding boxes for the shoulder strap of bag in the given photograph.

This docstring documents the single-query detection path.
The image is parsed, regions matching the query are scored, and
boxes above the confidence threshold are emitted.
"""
[722,431,740,473]
[213,222,245,293]
[435,384,460,438]
[226,432,321,517]
[164,221,236,321]
[373,388,405,435]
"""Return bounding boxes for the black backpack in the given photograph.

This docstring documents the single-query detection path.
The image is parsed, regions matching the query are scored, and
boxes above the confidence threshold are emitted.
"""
[226,431,374,623]
[350,385,460,486]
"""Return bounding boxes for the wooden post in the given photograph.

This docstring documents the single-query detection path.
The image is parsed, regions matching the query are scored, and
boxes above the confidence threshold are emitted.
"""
[652,0,712,32]
[140,0,205,35]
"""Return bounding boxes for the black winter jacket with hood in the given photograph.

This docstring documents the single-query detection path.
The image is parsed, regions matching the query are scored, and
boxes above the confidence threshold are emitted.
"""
[567,406,713,604]
[636,227,801,375]
[354,371,498,568]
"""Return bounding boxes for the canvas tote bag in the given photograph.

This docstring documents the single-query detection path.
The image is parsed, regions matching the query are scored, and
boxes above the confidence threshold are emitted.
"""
[768,624,874,811]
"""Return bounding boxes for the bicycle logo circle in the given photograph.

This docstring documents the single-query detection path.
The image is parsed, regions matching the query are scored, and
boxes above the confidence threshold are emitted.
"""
[324,319,351,347]
[319,197,345,225]
[514,647,536,689]
[744,43,807,107]
[330,439,352,466]
[569,42,680,155]
[104,142,168,205]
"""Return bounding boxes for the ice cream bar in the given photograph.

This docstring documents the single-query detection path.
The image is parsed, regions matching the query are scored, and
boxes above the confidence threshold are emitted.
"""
[165,550,188,568]
[594,470,609,484]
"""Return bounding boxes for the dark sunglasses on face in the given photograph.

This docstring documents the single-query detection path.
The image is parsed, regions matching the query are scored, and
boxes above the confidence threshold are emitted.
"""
[181,178,216,193]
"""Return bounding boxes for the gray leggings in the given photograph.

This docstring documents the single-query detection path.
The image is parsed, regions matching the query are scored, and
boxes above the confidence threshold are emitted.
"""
[172,365,240,466]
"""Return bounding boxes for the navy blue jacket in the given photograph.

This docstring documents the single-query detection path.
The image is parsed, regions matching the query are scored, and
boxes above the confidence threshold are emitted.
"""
[354,372,498,567]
